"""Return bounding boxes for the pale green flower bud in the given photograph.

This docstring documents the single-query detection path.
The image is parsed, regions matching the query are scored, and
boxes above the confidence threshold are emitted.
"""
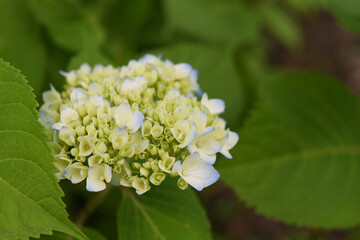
[150,171,166,186]
[141,120,152,137]
[158,156,175,173]
[64,162,88,184]
[59,126,76,146]
[177,178,188,190]
[132,177,151,195]
[150,122,164,139]
[79,138,94,156]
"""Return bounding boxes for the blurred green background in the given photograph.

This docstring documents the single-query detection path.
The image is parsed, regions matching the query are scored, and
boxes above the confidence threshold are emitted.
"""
[1,0,360,239]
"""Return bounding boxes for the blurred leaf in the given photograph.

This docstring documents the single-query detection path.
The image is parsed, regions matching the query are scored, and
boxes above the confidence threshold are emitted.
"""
[218,72,360,228]
[283,0,327,10]
[117,179,212,240]
[101,0,152,63]
[328,0,360,33]
[259,5,302,49]
[164,0,258,44]
[35,231,68,240]
[36,228,107,240]
[82,227,108,240]
[27,0,104,51]
[0,0,47,100]
[0,59,87,239]
[68,37,111,71]
[150,43,243,127]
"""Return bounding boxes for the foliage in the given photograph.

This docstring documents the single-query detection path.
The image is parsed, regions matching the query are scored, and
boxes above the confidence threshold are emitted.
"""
[1,0,360,239]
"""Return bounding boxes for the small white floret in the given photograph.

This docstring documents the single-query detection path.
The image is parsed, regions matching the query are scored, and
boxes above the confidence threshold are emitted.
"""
[112,103,145,133]
[86,164,112,192]
[173,152,220,191]
[219,131,239,159]
[201,93,225,115]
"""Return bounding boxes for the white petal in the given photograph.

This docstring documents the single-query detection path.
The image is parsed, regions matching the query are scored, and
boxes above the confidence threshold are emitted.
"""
[182,152,201,170]
[104,164,112,183]
[190,69,198,83]
[86,178,106,192]
[52,122,65,130]
[180,152,220,191]
[189,111,207,133]
[80,63,91,74]
[113,103,132,125]
[181,176,204,191]
[198,152,217,165]
[172,161,182,175]
[70,87,87,102]
[201,93,209,104]
[129,110,145,133]
[220,150,232,159]
[225,131,239,150]
[180,120,197,148]
[198,126,215,137]
[200,138,222,155]
[175,63,192,79]
[60,108,79,124]
[206,99,225,115]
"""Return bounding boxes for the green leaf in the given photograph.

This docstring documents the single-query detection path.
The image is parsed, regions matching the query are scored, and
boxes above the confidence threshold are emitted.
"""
[218,72,360,228]
[0,59,87,240]
[82,227,108,240]
[164,0,258,44]
[0,0,47,100]
[150,44,243,127]
[328,0,360,33]
[68,37,111,71]
[35,228,107,240]
[259,5,302,49]
[27,0,104,51]
[117,179,212,240]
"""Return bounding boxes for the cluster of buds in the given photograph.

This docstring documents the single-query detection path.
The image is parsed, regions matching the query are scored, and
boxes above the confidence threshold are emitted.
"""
[39,55,238,194]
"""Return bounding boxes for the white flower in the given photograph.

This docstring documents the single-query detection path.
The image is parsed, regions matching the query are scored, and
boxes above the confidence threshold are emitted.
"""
[172,152,220,191]
[86,164,112,192]
[64,162,88,184]
[201,93,225,115]
[170,119,197,148]
[128,132,149,154]
[52,107,80,130]
[70,87,88,102]
[42,84,62,106]
[120,76,147,96]
[188,133,222,164]
[112,103,145,133]
[189,110,214,136]
[188,110,221,164]
[174,63,193,79]
[109,128,129,150]
[219,131,239,159]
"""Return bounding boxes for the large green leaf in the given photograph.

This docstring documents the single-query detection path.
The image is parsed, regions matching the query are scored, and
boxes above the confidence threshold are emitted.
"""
[218,72,360,228]
[117,179,212,240]
[164,0,257,44]
[67,37,111,71]
[0,0,47,100]
[36,228,107,240]
[150,44,243,127]
[0,59,87,240]
[82,227,108,240]
[259,5,301,49]
[27,0,104,52]
[328,0,360,33]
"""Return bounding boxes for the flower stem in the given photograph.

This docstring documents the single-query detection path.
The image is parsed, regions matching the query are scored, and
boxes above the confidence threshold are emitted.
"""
[75,185,112,228]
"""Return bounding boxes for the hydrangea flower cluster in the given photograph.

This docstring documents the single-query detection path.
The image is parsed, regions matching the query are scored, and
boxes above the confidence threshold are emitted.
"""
[39,55,238,194]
